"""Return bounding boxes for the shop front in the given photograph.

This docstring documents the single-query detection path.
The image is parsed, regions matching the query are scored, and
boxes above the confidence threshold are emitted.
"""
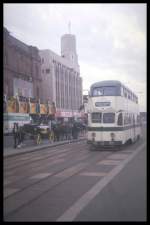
[55,110,82,122]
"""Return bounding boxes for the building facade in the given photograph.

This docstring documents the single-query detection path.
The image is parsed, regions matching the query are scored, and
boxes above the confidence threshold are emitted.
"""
[39,33,82,119]
[3,27,42,100]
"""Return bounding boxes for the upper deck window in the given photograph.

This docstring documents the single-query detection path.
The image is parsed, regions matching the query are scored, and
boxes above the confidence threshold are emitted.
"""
[92,86,118,96]
[93,88,103,96]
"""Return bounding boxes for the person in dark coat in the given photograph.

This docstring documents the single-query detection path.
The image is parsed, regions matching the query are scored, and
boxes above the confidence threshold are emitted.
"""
[18,126,24,147]
[72,122,79,139]
[13,123,19,148]
[66,122,73,141]
[52,122,59,142]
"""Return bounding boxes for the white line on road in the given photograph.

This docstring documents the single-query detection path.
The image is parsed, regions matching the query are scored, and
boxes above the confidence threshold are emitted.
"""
[79,172,108,177]
[97,159,121,165]
[54,163,87,178]
[56,143,145,221]
[30,173,52,179]
[107,153,129,160]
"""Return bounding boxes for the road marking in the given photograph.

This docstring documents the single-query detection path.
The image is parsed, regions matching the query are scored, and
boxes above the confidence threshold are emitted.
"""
[33,157,44,160]
[19,156,31,160]
[48,158,65,165]
[31,158,65,168]
[50,152,68,160]
[54,163,87,178]
[97,159,121,165]
[121,150,133,153]
[107,154,129,160]
[30,173,52,179]
[79,172,108,177]
[4,188,19,198]
[56,143,145,221]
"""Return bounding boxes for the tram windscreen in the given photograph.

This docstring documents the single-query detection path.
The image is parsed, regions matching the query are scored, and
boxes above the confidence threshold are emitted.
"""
[91,113,102,123]
[103,113,115,123]
[92,86,117,96]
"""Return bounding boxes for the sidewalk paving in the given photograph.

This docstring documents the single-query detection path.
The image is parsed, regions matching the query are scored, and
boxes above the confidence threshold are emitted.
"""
[4,137,86,158]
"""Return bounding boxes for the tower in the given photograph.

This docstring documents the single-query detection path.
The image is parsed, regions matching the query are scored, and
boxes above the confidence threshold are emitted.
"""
[61,24,79,67]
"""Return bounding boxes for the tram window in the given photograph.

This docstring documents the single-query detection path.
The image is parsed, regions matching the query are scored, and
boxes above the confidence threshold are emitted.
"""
[128,92,130,99]
[124,115,126,125]
[124,114,128,125]
[126,114,129,124]
[133,115,135,124]
[103,86,117,96]
[93,88,103,96]
[121,87,124,96]
[123,87,125,97]
[128,114,131,124]
[124,89,127,98]
[117,113,123,126]
[130,115,132,124]
[103,113,115,123]
[92,86,117,96]
[137,115,140,124]
[91,112,102,123]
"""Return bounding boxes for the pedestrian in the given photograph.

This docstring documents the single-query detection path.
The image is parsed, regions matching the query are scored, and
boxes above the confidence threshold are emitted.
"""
[52,121,59,142]
[13,123,19,148]
[18,126,24,148]
[66,122,72,141]
[48,119,52,131]
[72,122,77,139]
[3,94,7,113]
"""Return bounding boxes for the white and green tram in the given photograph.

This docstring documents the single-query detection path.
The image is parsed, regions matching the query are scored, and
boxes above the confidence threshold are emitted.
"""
[87,80,141,148]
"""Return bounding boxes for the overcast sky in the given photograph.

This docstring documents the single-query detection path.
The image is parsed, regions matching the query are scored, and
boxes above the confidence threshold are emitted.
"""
[4,3,146,111]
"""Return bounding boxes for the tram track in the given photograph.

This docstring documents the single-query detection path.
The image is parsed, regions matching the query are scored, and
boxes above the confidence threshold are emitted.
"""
[4,143,115,216]
[4,141,86,170]
[4,145,91,186]
[4,138,144,218]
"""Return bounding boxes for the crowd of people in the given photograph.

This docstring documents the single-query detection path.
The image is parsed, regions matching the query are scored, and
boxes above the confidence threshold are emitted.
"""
[48,120,87,142]
[12,119,87,149]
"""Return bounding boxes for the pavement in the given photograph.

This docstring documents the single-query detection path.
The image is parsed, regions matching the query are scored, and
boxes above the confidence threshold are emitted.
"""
[3,136,86,158]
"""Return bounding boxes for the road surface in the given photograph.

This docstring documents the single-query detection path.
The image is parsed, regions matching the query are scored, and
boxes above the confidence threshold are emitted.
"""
[3,125,146,221]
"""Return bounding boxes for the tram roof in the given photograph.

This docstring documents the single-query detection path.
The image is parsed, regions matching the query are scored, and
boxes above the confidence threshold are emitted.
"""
[90,80,122,89]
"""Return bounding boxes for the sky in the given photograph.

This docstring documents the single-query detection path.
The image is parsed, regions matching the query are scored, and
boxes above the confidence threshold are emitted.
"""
[4,3,146,111]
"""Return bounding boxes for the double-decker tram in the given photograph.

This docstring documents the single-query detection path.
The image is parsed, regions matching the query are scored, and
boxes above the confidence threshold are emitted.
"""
[87,80,141,148]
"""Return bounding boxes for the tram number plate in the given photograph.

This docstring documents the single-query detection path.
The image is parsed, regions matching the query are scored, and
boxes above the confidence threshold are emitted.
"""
[95,102,110,107]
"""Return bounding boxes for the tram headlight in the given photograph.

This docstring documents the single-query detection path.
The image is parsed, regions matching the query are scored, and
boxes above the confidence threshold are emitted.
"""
[110,133,115,141]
